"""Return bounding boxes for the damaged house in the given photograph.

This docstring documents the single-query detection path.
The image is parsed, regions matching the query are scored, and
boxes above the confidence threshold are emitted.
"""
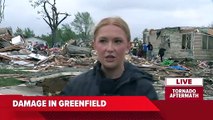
[0,27,13,48]
[143,27,213,60]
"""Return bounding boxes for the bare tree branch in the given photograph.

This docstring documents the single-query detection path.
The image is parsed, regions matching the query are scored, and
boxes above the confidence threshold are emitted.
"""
[0,0,6,23]
[58,13,70,25]
[30,0,70,47]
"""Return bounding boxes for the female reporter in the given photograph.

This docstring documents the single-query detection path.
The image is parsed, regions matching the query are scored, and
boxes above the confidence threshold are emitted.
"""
[60,16,158,100]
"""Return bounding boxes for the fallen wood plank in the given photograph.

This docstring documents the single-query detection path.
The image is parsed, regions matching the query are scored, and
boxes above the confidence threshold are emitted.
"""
[0,54,12,60]
[36,55,55,65]
[17,70,40,72]
[30,71,82,82]
[38,62,55,71]
[0,53,25,61]
[0,45,21,52]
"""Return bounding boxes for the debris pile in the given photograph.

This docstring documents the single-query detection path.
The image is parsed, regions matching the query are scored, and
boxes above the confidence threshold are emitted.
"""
[0,36,212,99]
[126,55,213,99]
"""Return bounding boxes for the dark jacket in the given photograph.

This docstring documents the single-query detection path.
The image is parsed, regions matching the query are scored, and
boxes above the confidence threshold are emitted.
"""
[147,43,153,51]
[158,48,166,56]
[60,61,158,100]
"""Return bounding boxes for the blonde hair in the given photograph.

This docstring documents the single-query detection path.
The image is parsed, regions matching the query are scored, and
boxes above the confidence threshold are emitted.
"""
[93,17,131,41]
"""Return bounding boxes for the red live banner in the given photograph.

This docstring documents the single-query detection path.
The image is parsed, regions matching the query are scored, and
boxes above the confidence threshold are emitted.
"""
[165,78,203,100]
[0,95,159,111]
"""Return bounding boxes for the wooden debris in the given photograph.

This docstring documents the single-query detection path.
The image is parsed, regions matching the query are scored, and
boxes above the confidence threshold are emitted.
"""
[0,54,12,60]
[0,45,22,52]
[30,71,82,82]
[62,44,91,57]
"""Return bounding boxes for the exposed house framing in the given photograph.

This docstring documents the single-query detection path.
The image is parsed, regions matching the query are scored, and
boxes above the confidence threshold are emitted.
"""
[143,27,213,60]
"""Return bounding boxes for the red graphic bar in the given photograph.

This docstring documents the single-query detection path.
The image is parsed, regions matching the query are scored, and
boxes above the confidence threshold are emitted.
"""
[0,95,159,111]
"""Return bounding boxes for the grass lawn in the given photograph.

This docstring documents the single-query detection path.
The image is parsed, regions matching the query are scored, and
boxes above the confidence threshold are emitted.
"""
[0,78,25,87]
[0,68,28,74]
[0,68,28,87]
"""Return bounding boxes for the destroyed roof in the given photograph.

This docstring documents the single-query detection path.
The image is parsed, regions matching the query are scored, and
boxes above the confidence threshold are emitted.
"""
[146,27,213,35]
[199,28,213,36]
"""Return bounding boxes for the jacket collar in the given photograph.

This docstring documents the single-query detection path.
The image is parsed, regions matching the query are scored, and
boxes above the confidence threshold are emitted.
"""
[93,61,132,95]
[93,61,133,82]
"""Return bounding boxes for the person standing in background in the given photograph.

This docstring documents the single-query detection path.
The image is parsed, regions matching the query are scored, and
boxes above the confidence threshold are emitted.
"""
[158,47,166,62]
[142,42,148,59]
[147,42,153,61]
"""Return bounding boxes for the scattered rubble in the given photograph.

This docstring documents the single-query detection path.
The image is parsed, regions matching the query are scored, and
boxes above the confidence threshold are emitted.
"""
[0,35,212,100]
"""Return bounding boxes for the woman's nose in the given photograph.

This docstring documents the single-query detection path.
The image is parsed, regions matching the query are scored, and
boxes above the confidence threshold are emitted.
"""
[106,42,114,52]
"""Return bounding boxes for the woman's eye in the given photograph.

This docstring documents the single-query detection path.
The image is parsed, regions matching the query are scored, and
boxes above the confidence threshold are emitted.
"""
[99,39,107,43]
[114,39,122,44]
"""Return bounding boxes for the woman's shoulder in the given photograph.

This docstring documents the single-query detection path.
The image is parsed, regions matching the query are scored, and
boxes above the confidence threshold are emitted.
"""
[72,69,95,82]
[125,62,154,82]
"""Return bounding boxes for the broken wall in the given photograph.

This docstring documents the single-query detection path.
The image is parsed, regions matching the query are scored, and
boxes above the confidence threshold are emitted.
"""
[144,27,213,60]
[193,33,213,60]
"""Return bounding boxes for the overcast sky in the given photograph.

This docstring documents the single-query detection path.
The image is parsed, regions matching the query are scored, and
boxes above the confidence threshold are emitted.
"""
[1,0,213,39]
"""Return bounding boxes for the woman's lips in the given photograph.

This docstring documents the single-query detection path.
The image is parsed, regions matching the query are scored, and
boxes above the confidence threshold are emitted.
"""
[105,55,116,62]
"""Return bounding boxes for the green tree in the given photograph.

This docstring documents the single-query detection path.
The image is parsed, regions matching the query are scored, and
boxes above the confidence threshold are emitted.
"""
[40,34,51,46]
[133,37,139,42]
[133,37,139,47]
[14,27,35,38]
[71,12,94,45]
[23,28,35,38]
[0,0,5,23]
[14,27,24,36]
[30,0,70,47]
[40,24,77,46]
[57,24,77,43]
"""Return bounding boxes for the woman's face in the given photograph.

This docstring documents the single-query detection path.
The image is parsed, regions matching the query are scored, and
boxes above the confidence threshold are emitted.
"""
[93,24,131,69]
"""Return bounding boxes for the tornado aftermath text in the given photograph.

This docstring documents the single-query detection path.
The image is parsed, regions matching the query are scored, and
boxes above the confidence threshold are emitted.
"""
[170,89,199,98]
